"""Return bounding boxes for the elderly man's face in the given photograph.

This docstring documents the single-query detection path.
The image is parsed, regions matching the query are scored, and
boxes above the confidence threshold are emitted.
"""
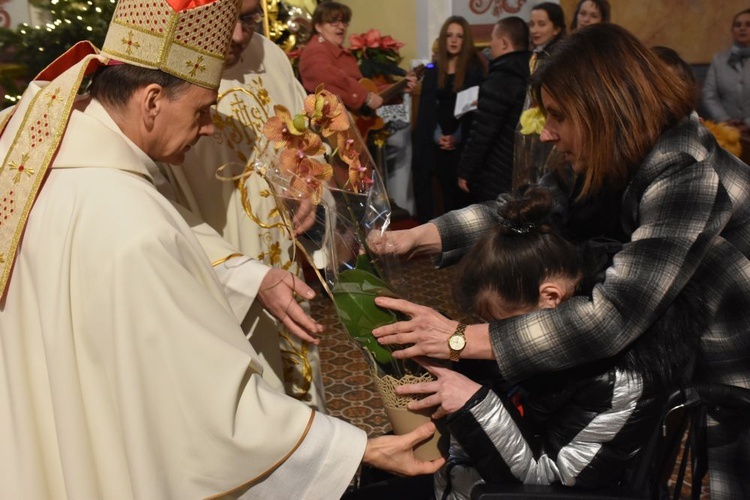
[225,0,261,68]
[148,84,217,164]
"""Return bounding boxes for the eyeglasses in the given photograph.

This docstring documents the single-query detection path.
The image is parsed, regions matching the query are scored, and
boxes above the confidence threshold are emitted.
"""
[238,10,264,32]
[328,20,349,28]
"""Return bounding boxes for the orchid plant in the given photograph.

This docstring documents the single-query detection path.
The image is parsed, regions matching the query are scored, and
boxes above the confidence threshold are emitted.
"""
[263,85,375,202]
[261,85,416,378]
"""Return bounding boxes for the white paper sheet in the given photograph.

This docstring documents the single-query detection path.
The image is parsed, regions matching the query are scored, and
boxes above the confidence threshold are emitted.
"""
[454,85,479,118]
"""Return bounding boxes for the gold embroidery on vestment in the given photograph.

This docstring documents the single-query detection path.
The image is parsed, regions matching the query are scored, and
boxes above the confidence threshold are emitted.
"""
[9,154,34,184]
[120,31,141,55]
[186,55,206,77]
[215,80,316,400]
[0,53,100,294]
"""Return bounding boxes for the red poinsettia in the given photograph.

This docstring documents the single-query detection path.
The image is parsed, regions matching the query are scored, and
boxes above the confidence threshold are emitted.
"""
[348,29,405,79]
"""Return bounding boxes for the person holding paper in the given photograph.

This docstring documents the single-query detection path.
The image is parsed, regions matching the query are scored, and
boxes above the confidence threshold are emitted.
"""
[457,17,531,201]
[454,86,479,119]
[412,16,486,222]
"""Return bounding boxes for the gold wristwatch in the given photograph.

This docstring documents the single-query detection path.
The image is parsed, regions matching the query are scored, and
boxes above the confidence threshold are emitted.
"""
[448,322,467,362]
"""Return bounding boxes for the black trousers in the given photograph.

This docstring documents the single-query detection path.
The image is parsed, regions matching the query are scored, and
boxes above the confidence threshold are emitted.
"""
[341,466,434,500]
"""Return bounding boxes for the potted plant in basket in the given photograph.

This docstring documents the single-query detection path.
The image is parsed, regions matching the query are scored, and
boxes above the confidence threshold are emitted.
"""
[258,84,444,460]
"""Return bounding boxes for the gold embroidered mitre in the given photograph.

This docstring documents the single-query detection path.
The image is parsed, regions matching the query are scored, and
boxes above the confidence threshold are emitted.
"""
[102,0,240,89]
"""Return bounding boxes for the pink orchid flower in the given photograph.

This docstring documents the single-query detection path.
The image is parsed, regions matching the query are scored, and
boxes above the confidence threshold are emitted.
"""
[304,85,349,138]
[278,148,333,205]
[263,105,306,149]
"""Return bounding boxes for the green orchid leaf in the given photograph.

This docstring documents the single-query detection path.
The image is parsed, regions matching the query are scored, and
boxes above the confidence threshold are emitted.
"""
[354,253,379,276]
[332,268,400,367]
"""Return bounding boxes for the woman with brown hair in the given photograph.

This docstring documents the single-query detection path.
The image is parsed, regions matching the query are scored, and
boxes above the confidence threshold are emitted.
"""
[528,2,566,56]
[372,24,750,499]
[298,1,384,112]
[569,0,610,31]
[412,16,486,222]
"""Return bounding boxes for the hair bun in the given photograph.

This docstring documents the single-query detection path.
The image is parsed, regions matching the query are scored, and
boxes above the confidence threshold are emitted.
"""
[498,185,560,235]
[499,219,537,234]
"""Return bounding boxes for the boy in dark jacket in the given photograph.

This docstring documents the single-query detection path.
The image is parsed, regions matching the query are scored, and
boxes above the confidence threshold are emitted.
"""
[458,17,531,201]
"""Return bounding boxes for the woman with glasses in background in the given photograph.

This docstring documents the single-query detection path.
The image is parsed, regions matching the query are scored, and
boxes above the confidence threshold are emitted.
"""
[299,1,384,112]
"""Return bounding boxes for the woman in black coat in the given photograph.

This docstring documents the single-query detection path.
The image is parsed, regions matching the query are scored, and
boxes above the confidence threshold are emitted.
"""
[412,16,485,223]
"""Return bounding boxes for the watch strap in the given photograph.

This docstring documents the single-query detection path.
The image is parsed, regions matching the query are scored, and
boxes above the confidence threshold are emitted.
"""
[449,322,467,362]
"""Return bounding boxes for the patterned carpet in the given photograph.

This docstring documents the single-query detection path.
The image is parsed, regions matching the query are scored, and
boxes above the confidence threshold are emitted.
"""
[312,256,470,437]
[310,254,709,498]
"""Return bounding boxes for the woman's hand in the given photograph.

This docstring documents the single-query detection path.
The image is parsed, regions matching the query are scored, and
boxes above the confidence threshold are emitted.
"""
[366,229,421,257]
[366,223,443,258]
[458,177,470,193]
[404,71,418,94]
[367,92,384,110]
[372,296,495,360]
[397,357,482,419]
[363,422,446,476]
[438,134,456,150]
[372,297,458,359]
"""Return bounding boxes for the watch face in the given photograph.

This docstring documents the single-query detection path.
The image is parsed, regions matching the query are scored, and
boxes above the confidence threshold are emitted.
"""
[449,334,466,351]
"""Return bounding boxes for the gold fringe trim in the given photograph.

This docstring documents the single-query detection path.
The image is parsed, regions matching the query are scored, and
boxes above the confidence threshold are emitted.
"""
[211,253,245,267]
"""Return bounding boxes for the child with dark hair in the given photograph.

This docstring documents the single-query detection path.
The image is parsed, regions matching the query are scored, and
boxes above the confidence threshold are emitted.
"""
[402,187,702,499]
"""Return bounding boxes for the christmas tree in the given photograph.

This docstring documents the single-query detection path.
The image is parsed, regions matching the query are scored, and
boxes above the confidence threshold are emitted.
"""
[0,0,115,107]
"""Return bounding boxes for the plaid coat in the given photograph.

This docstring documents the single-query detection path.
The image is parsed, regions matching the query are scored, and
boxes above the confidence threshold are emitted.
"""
[432,114,750,497]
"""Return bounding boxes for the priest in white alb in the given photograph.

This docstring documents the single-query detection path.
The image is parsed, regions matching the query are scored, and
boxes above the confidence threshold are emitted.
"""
[166,0,328,411]
[0,0,444,497]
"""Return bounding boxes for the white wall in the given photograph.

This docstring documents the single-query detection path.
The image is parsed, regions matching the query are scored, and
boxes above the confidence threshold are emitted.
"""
[2,0,32,28]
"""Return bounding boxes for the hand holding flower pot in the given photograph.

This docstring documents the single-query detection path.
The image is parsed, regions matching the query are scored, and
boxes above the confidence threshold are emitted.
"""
[259,85,445,460]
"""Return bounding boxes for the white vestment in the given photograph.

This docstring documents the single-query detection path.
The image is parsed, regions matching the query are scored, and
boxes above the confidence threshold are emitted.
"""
[171,34,327,410]
[0,87,365,499]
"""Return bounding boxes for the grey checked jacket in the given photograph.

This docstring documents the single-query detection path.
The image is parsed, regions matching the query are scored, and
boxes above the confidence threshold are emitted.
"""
[434,113,750,388]
[431,114,750,498]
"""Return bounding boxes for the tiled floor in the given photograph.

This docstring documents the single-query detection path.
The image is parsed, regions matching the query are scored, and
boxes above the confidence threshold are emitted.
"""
[311,254,710,498]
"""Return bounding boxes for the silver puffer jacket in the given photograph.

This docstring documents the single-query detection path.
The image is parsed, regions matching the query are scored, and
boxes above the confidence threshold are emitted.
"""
[433,277,706,500]
[434,367,664,500]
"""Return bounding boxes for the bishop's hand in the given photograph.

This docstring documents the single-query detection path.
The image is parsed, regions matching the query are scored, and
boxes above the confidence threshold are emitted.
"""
[257,268,323,343]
